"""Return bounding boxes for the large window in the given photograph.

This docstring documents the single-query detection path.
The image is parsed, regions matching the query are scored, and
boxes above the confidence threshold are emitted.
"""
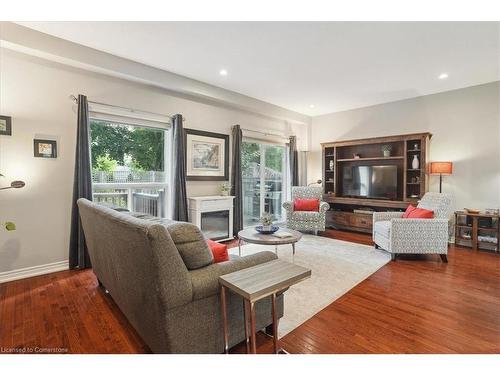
[89,118,170,218]
[242,140,287,227]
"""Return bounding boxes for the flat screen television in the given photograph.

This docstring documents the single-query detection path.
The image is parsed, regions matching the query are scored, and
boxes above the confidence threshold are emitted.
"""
[342,165,398,200]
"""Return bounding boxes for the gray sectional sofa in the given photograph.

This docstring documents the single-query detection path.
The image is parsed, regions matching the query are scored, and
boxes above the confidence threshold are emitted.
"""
[77,198,284,353]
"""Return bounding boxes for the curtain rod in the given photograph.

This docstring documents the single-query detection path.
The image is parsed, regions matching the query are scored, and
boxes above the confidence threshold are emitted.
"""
[240,127,291,141]
[69,95,184,121]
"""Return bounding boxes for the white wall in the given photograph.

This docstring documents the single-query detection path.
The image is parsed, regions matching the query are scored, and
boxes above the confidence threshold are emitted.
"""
[308,82,500,210]
[0,49,309,274]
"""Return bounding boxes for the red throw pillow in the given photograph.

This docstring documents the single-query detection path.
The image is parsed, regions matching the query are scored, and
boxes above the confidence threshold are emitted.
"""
[294,198,320,212]
[402,204,416,218]
[402,204,434,219]
[206,239,229,263]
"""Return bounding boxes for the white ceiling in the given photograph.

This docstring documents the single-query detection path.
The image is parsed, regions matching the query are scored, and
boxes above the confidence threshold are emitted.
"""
[17,22,500,116]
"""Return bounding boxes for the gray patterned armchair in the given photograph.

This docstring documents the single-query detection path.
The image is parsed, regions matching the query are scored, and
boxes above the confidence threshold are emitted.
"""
[373,192,453,262]
[283,186,330,235]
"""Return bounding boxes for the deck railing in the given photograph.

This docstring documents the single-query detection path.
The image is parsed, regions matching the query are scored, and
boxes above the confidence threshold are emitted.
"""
[133,191,165,217]
[92,170,167,184]
[92,181,167,218]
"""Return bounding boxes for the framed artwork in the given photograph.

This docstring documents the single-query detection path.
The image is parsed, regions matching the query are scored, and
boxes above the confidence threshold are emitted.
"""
[0,115,12,136]
[34,139,57,158]
[185,129,229,181]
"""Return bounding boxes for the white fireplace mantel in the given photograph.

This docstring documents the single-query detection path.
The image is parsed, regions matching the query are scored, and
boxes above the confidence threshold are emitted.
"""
[188,195,235,242]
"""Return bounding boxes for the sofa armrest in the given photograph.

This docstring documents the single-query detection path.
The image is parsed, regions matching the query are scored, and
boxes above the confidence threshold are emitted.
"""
[283,201,293,214]
[389,218,450,253]
[373,211,403,224]
[319,201,330,214]
[189,251,278,301]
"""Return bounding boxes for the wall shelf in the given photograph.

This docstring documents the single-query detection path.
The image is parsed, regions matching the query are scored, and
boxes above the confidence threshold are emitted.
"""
[455,211,499,253]
[337,156,404,162]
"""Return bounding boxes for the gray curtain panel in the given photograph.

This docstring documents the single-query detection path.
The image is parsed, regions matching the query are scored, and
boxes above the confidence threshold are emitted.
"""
[289,135,299,186]
[231,125,243,235]
[69,94,92,269]
[172,114,188,221]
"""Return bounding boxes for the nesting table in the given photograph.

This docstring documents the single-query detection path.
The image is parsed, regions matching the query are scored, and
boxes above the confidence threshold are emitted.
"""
[219,259,311,354]
[237,228,303,257]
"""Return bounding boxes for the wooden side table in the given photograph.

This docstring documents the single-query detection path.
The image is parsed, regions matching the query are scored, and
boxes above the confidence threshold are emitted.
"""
[219,259,311,354]
[455,211,499,252]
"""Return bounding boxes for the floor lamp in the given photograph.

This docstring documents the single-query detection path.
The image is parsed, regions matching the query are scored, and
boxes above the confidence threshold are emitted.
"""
[430,162,453,193]
[0,180,26,190]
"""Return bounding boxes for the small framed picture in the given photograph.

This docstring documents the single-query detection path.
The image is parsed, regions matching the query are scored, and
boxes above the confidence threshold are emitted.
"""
[0,115,12,136]
[34,139,57,158]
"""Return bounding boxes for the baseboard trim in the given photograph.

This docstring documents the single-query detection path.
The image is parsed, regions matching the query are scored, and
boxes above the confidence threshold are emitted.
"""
[0,260,69,284]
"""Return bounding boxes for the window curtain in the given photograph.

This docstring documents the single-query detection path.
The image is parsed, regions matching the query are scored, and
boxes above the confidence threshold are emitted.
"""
[231,125,243,235]
[289,135,299,187]
[172,114,188,221]
[69,94,92,269]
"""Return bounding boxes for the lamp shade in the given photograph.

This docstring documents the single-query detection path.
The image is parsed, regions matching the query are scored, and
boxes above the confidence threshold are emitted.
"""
[430,162,453,175]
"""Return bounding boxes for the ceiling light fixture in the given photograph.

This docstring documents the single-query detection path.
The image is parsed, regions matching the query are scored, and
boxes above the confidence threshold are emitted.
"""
[438,73,449,80]
[309,104,315,108]
[219,69,228,76]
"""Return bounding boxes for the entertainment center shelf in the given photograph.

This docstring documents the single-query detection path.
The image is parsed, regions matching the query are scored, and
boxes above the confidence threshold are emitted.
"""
[337,156,404,162]
[321,132,432,233]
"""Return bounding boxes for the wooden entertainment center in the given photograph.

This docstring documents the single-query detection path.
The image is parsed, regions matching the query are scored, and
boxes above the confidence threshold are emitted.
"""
[322,132,432,233]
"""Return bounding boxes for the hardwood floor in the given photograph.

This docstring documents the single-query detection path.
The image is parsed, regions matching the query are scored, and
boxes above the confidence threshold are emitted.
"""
[1,229,499,354]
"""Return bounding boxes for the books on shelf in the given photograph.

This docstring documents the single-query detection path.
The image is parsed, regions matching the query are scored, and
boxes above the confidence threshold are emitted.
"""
[478,235,498,244]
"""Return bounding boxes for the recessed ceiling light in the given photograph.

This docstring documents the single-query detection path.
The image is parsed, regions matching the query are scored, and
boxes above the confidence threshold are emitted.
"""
[309,104,315,108]
[438,73,449,80]
[219,69,228,76]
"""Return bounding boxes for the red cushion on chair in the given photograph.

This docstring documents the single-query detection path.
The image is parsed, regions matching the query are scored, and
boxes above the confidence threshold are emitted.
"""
[206,239,229,263]
[294,198,320,212]
[402,204,434,219]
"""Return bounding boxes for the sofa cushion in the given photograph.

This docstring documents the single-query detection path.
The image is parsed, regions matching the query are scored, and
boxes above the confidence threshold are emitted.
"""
[206,239,229,263]
[294,198,320,212]
[374,220,391,239]
[189,251,278,300]
[291,211,320,221]
[129,212,175,225]
[166,222,213,270]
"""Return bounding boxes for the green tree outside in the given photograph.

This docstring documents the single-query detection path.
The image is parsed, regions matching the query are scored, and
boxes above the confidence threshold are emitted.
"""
[241,141,284,174]
[90,120,165,172]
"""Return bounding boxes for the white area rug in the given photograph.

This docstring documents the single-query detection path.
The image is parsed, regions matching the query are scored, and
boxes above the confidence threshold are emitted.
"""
[229,235,391,337]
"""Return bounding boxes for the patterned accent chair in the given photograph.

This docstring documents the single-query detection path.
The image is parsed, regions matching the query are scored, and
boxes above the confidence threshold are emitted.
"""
[283,186,330,235]
[372,192,453,262]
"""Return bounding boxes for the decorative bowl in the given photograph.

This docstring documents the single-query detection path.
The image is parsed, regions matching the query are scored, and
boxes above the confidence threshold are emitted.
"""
[464,208,481,214]
[255,225,279,234]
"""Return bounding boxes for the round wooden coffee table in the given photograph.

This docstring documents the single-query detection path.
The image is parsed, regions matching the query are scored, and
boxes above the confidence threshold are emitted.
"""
[237,227,303,257]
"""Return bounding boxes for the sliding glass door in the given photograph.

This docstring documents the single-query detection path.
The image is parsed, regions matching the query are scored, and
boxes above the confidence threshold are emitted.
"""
[242,140,287,227]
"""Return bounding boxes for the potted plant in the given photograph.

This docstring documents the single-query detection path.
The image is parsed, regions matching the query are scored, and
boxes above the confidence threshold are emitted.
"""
[381,144,392,157]
[220,181,231,196]
[260,212,273,232]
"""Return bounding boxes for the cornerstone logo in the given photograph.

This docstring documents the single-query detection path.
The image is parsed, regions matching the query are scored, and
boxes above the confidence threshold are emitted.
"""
[1,347,68,353]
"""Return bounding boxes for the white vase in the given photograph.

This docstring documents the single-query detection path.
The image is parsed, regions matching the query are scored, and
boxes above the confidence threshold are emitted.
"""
[262,225,272,231]
[412,155,420,169]
[329,160,334,171]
